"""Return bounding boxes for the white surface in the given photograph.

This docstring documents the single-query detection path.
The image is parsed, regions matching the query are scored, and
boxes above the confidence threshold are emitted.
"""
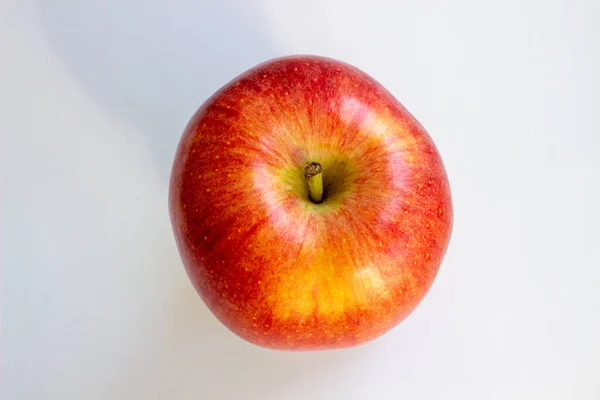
[2,0,599,399]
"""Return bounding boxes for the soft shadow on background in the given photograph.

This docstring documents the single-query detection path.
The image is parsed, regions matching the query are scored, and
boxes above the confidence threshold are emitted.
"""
[36,0,278,184]
[31,1,368,399]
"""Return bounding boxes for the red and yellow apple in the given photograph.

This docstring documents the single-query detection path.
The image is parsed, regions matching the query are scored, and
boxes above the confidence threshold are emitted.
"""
[169,55,452,350]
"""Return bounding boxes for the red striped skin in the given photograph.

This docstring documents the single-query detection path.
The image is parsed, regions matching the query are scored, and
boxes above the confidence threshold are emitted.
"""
[169,55,453,350]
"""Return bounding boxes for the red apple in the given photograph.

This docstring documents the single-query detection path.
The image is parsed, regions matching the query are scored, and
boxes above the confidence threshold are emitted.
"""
[169,55,452,350]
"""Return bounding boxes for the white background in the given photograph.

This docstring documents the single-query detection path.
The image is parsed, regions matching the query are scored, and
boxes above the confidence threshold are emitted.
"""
[2,0,599,399]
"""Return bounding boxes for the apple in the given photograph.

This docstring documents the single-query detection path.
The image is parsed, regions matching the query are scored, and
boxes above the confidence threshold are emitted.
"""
[169,55,452,350]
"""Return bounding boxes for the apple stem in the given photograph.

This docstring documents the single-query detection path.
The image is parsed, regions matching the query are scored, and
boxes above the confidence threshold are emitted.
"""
[304,162,324,203]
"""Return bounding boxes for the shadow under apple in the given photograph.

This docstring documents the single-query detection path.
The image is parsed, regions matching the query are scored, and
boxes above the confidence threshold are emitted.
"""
[34,0,281,185]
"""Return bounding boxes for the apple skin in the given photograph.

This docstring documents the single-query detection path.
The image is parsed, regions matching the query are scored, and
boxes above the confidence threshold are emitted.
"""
[169,55,452,350]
